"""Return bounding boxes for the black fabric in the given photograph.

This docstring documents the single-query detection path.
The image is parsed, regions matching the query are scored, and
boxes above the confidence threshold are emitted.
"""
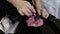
[47,14,60,31]
[0,0,60,34]
[0,30,5,34]
[15,16,60,34]
[0,0,6,20]
[0,0,20,18]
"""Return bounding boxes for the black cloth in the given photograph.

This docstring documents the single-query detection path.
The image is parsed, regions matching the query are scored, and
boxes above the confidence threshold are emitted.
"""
[15,15,60,34]
[0,30,5,34]
[0,0,60,34]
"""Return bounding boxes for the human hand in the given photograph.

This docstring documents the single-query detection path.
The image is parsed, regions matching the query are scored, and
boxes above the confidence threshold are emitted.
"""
[7,0,36,16]
[36,5,49,19]
[41,8,49,19]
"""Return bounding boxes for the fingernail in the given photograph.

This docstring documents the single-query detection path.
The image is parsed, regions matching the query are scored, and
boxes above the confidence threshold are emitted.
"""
[34,14,36,16]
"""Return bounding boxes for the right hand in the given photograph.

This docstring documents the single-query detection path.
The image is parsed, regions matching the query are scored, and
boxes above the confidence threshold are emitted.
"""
[7,0,36,16]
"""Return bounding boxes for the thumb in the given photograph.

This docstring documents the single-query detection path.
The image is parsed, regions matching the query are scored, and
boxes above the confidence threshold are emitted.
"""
[37,9,41,15]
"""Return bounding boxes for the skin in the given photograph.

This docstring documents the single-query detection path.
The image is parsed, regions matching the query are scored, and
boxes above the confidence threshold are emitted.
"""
[7,0,49,18]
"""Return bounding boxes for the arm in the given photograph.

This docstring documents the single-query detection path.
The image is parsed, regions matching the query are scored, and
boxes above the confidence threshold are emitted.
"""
[46,14,60,31]
[35,0,41,7]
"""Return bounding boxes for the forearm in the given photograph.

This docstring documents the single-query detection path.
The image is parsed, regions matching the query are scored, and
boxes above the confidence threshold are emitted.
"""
[34,0,41,7]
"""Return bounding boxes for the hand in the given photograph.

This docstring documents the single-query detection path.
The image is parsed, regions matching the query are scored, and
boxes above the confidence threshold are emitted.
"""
[34,0,49,19]
[36,6,49,19]
[7,0,36,16]
[41,8,49,19]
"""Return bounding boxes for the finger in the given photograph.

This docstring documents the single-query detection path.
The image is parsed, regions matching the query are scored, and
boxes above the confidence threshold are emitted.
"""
[22,8,31,16]
[28,6,36,13]
[18,9,24,16]
[26,2,36,13]
[42,8,49,18]
[25,7,33,16]
[43,10,48,18]
[44,13,49,18]
[36,7,42,15]
[42,10,47,18]
[37,9,41,15]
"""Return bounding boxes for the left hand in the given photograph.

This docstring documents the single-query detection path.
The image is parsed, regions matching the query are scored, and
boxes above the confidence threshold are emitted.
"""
[40,8,49,19]
[35,0,49,19]
[36,6,49,19]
